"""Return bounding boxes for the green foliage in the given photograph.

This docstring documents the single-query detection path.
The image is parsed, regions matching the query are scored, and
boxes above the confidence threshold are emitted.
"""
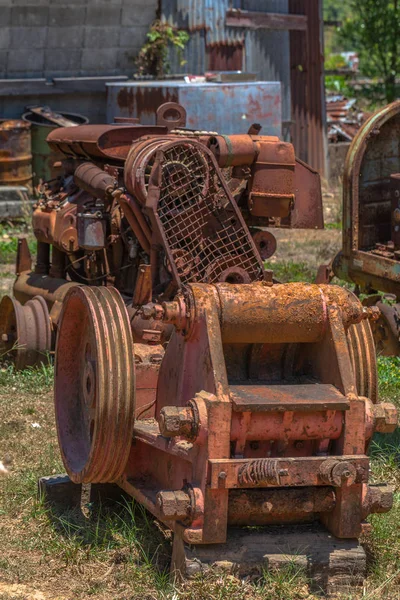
[136,20,190,78]
[0,223,36,265]
[323,0,352,22]
[340,0,400,103]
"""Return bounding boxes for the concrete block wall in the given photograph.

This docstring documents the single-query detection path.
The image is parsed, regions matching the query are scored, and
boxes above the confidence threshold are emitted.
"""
[0,0,158,78]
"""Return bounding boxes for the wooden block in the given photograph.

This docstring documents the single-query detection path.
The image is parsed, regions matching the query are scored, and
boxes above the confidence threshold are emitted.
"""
[37,474,126,509]
[171,524,366,596]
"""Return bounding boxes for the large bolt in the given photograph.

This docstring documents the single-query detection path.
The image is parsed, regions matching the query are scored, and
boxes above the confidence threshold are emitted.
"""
[362,306,381,321]
[373,403,398,433]
[158,405,196,438]
[156,490,192,521]
[319,459,357,487]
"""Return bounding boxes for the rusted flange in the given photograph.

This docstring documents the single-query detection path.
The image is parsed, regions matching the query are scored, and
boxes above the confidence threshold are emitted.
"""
[0,294,51,369]
[252,230,277,260]
[54,285,135,484]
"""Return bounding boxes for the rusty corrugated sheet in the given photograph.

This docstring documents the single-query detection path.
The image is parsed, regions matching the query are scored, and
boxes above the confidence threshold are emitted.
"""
[289,0,326,175]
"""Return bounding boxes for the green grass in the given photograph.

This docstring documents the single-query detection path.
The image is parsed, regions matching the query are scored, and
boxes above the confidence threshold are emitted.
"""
[0,223,36,265]
[265,260,315,283]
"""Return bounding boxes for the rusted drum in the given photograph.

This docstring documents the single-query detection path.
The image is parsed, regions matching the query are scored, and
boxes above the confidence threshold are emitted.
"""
[22,110,88,188]
[0,295,51,369]
[0,120,32,189]
[54,286,135,484]
[347,319,378,403]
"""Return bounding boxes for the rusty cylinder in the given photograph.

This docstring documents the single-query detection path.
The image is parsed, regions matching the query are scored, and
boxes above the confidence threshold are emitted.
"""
[214,283,327,344]
[228,488,336,526]
[213,283,365,344]
[74,162,116,200]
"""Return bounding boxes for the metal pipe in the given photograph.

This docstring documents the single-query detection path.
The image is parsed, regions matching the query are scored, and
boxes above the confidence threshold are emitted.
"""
[228,487,336,526]
[117,193,151,254]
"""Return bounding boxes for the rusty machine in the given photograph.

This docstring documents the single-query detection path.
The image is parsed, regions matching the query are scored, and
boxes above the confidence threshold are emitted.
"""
[0,103,396,571]
[318,101,400,356]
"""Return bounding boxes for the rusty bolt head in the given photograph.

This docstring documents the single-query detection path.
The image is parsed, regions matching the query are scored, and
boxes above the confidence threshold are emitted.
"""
[140,303,163,320]
[158,405,196,438]
[362,306,381,321]
[373,402,398,433]
[331,462,357,487]
[156,490,191,520]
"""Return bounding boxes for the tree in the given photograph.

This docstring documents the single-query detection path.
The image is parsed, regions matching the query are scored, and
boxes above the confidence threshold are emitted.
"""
[340,0,400,103]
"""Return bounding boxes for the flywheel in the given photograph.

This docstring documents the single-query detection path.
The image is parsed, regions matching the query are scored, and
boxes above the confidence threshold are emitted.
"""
[54,286,135,484]
[347,319,378,403]
[0,295,51,369]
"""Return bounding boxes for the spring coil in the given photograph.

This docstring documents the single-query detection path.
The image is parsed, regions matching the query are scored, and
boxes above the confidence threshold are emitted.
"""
[238,459,280,486]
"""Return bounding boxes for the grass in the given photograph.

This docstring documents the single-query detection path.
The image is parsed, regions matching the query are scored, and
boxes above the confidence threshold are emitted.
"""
[0,354,399,599]
[0,223,36,265]
[0,363,319,599]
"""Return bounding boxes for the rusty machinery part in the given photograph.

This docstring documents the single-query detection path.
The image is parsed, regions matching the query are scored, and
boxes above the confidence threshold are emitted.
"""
[332,101,400,308]
[124,136,208,205]
[346,320,378,404]
[54,285,135,484]
[0,295,51,369]
[113,281,397,544]
[371,301,400,357]
[251,230,277,260]
[156,102,187,131]
[144,139,265,286]
[74,162,116,201]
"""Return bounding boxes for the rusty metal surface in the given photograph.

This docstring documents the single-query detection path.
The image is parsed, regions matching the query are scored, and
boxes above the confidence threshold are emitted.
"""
[328,100,400,354]
[228,487,336,526]
[289,0,326,175]
[2,98,396,555]
[0,119,32,188]
[0,294,51,369]
[106,81,282,137]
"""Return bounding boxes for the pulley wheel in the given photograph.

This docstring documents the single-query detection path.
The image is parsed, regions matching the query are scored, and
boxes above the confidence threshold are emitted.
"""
[347,319,378,403]
[54,286,135,484]
[0,295,51,369]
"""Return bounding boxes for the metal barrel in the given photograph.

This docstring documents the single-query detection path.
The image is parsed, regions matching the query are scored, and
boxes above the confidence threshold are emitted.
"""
[22,110,88,188]
[0,119,32,189]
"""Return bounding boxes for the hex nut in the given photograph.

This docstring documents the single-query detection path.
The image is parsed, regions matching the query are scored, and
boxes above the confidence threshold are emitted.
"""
[158,405,196,438]
[156,490,191,520]
[373,402,398,433]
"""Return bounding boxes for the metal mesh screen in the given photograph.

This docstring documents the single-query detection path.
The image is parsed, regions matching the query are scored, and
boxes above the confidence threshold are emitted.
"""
[155,142,264,285]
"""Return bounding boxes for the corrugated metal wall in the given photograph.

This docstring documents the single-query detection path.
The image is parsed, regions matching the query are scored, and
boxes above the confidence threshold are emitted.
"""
[161,0,326,172]
[289,0,326,175]
[161,0,291,126]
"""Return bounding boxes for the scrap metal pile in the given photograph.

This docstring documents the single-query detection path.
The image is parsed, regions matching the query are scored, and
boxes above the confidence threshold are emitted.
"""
[0,102,396,564]
[327,95,367,143]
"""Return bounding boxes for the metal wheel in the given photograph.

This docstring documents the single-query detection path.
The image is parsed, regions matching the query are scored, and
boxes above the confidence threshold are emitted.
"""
[371,301,400,357]
[54,286,135,484]
[347,319,378,403]
[0,295,51,369]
